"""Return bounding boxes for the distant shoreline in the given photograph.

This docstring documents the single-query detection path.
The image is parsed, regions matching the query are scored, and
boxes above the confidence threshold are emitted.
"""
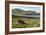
[12,15,40,19]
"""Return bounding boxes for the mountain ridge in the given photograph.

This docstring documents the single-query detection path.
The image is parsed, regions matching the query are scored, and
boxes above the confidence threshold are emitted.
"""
[12,8,40,15]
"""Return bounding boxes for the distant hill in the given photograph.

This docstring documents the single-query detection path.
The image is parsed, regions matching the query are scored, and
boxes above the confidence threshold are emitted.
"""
[12,8,40,15]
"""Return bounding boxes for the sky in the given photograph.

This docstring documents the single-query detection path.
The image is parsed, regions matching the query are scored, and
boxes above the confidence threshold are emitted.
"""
[12,6,40,13]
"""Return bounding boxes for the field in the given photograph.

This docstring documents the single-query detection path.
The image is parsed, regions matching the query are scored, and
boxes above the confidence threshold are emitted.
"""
[12,16,40,28]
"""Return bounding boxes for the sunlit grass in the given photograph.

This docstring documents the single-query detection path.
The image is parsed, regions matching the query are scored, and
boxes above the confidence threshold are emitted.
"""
[12,16,40,28]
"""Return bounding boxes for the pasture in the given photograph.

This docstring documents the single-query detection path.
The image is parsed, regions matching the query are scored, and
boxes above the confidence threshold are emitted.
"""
[12,16,40,28]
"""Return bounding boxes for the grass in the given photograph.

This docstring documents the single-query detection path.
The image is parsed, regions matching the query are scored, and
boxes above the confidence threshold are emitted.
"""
[12,16,40,28]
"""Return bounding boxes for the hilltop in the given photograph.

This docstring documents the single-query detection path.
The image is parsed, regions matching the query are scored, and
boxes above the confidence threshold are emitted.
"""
[12,8,40,15]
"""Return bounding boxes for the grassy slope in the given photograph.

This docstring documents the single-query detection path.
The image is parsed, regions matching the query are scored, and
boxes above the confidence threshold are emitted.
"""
[12,16,40,28]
